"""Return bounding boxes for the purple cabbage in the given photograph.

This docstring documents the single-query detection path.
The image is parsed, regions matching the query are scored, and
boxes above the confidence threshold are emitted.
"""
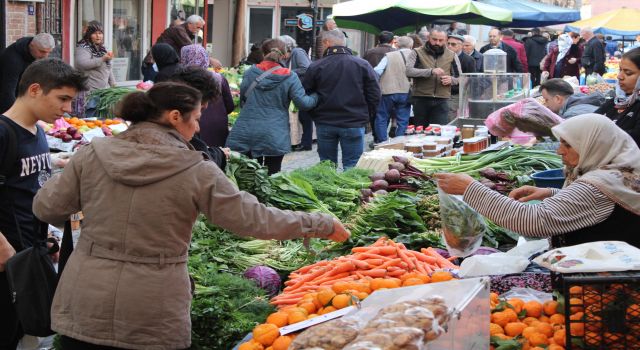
[244,265,281,297]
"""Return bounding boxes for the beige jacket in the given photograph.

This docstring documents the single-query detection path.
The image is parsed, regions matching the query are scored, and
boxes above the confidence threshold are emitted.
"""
[32,122,334,349]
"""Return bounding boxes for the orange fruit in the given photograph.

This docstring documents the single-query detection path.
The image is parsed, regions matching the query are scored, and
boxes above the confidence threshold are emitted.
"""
[568,298,584,314]
[400,272,430,283]
[490,292,500,304]
[627,303,640,319]
[548,345,564,350]
[431,271,453,282]
[508,298,525,314]
[523,317,539,326]
[584,331,601,346]
[239,340,264,350]
[490,323,504,336]
[528,332,549,347]
[522,326,538,340]
[549,313,565,325]
[298,301,316,315]
[252,323,280,346]
[585,304,601,318]
[569,286,583,296]
[354,291,369,300]
[585,315,602,332]
[504,322,527,337]
[543,300,559,316]
[382,278,401,289]
[538,315,550,323]
[569,311,584,321]
[535,322,554,338]
[402,277,426,287]
[569,321,584,337]
[369,278,387,291]
[266,312,289,327]
[286,308,308,325]
[331,294,352,309]
[271,335,293,350]
[493,334,511,340]
[317,287,336,306]
[331,281,351,294]
[307,313,318,319]
[503,308,519,322]
[491,311,511,328]
[523,301,543,318]
[320,305,337,314]
[553,329,566,346]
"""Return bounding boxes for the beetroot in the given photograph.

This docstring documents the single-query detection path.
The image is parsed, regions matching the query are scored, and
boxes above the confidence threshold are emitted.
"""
[374,189,388,196]
[371,179,389,191]
[384,169,401,183]
[392,155,410,166]
[369,172,386,182]
[388,162,406,171]
[361,188,373,198]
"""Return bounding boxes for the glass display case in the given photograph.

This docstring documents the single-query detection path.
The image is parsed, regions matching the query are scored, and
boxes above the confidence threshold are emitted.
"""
[458,73,531,120]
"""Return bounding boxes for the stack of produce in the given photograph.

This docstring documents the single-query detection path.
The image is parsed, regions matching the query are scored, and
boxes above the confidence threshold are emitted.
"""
[362,156,430,199]
[489,293,567,350]
[86,87,134,119]
[237,238,456,350]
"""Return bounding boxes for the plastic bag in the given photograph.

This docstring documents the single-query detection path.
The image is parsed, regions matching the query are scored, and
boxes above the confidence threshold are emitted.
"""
[438,187,486,257]
[344,327,425,350]
[500,287,552,303]
[485,98,564,138]
[533,241,640,273]
[289,317,361,350]
[459,238,549,277]
[586,72,605,86]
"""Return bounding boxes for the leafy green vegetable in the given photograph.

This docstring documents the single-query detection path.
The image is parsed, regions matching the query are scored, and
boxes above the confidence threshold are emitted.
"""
[225,155,273,203]
[86,87,135,119]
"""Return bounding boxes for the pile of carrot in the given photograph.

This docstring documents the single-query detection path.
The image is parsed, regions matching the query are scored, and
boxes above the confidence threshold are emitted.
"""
[270,237,458,307]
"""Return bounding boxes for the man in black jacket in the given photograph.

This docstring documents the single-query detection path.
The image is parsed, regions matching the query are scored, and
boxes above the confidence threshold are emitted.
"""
[463,35,483,72]
[581,27,606,76]
[525,28,548,87]
[303,30,381,169]
[447,34,476,121]
[363,31,396,68]
[480,28,523,73]
[0,33,55,113]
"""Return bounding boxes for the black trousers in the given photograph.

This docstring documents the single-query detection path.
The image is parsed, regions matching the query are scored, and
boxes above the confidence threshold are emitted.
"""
[529,65,542,87]
[0,272,22,350]
[298,110,314,148]
[245,152,284,175]
[411,97,449,127]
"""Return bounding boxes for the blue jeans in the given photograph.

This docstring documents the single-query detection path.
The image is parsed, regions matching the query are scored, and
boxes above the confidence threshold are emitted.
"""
[375,93,411,142]
[315,124,365,169]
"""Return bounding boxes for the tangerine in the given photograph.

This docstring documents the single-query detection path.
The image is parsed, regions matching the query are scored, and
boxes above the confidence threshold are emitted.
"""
[523,301,543,318]
[553,329,566,346]
[402,277,425,287]
[508,298,525,313]
[431,271,453,282]
[491,311,511,328]
[331,294,352,309]
[528,333,549,347]
[317,287,336,306]
[535,322,554,338]
[238,340,264,350]
[252,324,280,346]
[522,326,538,340]
[266,312,289,327]
[543,300,559,316]
[549,313,565,325]
[505,322,527,337]
[271,336,293,350]
[568,298,584,314]
[490,323,505,336]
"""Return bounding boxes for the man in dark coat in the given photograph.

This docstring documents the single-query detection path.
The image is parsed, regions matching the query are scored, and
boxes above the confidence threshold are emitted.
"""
[463,35,483,72]
[524,28,548,87]
[156,14,204,54]
[363,31,396,68]
[447,34,475,121]
[0,33,55,112]
[303,30,380,169]
[480,28,523,73]
[580,27,606,76]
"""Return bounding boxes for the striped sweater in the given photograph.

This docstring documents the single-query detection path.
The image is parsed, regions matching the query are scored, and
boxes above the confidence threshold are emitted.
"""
[463,181,614,237]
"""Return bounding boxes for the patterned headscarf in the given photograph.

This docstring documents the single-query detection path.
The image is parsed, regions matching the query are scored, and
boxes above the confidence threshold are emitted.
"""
[556,34,572,63]
[614,73,640,109]
[180,44,209,68]
[552,114,640,215]
[77,21,108,60]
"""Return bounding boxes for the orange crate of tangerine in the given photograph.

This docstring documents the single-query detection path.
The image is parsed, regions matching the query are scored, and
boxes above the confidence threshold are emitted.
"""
[552,272,640,350]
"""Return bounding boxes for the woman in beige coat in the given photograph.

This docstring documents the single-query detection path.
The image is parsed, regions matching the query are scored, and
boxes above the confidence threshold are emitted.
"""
[33,82,349,350]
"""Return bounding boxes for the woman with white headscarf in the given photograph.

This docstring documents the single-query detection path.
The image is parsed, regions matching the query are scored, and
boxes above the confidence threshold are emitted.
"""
[595,47,640,146]
[543,32,582,80]
[436,114,640,248]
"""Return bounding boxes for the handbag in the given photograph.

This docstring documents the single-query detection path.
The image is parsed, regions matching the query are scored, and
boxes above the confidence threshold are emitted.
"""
[239,65,280,108]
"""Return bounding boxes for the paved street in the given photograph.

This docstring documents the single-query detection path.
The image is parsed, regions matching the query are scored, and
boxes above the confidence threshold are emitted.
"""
[281,133,374,172]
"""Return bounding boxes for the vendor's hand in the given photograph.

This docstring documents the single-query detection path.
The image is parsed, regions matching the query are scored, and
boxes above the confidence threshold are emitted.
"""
[0,233,16,272]
[327,218,350,242]
[221,147,231,160]
[508,185,553,202]
[440,75,453,86]
[431,68,445,77]
[435,173,475,195]
[568,58,577,64]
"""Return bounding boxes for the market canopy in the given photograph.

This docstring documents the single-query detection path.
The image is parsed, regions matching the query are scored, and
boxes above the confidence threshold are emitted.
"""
[474,0,580,28]
[332,0,512,34]
[564,7,640,37]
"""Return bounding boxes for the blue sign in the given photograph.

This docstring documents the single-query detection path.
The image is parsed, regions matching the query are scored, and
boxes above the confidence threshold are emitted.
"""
[297,14,313,31]
[27,4,34,15]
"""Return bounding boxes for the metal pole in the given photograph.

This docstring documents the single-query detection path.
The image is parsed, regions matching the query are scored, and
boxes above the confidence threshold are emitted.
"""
[311,0,318,59]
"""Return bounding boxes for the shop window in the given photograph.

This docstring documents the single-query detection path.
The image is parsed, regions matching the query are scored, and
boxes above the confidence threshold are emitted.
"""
[170,0,204,24]
[280,7,314,55]
[248,8,273,48]
[112,0,144,82]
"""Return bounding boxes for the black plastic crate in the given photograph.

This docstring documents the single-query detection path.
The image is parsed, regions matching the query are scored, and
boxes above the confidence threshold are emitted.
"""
[552,271,640,350]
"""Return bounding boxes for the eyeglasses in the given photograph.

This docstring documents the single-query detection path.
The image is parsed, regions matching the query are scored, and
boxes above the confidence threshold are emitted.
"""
[447,42,459,47]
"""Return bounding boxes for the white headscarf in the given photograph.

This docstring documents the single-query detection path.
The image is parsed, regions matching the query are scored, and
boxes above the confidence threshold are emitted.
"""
[552,114,640,215]
[556,34,573,63]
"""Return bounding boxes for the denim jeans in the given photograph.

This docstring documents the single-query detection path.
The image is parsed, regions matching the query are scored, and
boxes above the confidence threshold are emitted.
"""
[315,124,365,169]
[411,97,449,126]
[298,110,314,148]
[375,93,411,142]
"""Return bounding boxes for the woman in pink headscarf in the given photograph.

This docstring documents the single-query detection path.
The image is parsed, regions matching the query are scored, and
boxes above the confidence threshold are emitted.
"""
[180,44,234,147]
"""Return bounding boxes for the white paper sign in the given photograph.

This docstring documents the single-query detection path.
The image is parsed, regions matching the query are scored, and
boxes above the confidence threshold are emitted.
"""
[111,57,130,82]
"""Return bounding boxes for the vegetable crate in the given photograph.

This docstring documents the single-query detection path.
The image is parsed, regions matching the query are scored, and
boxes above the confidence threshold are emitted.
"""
[551,271,640,350]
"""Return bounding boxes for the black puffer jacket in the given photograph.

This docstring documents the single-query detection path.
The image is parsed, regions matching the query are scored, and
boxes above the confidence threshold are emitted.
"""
[0,37,36,112]
[525,35,548,68]
[596,98,640,147]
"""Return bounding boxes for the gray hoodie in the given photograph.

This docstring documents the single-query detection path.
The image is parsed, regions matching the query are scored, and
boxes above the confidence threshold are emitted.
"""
[560,92,606,119]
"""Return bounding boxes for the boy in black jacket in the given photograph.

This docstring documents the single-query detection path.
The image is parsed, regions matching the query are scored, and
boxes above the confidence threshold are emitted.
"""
[0,58,86,349]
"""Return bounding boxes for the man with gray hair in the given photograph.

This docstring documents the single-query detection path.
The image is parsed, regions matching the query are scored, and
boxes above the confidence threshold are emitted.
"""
[373,36,413,142]
[580,26,606,76]
[463,34,483,72]
[156,14,204,54]
[303,29,381,169]
[0,33,55,112]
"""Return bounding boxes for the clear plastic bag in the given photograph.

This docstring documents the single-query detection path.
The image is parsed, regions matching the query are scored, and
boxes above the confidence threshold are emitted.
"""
[289,317,361,350]
[586,72,605,86]
[344,327,425,350]
[438,187,486,257]
[485,98,563,138]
